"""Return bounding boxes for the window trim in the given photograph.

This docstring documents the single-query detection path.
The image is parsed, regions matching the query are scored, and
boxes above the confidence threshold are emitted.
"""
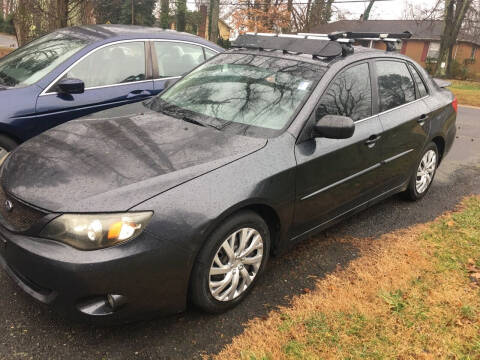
[40,39,220,96]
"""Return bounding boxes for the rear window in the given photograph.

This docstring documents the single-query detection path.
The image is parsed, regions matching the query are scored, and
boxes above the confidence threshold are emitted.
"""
[376,60,416,112]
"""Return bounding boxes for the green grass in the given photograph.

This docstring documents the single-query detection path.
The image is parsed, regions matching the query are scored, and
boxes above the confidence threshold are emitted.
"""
[218,197,480,360]
[448,79,480,107]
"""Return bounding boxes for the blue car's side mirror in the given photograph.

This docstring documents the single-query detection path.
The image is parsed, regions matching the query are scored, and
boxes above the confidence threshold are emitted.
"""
[57,78,85,94]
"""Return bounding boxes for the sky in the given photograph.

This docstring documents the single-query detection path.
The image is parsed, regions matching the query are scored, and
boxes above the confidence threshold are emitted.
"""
[332,0,437,20]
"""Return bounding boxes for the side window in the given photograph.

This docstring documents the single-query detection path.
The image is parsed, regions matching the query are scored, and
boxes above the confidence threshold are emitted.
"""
[376,61,416,112]
[408,63,428,98]
[154,42,205,78]
[316,62,372,122]
[204,48,217,59]
[62,42,146,89]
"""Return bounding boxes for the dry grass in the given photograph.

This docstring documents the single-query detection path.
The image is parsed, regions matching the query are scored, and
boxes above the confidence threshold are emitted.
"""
[213,196,480,360]
[448,80,480,107]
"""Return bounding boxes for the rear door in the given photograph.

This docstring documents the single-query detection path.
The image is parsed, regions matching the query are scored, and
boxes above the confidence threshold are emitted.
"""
[151,41,218,93]
[373,59,430,189]
[35,41,153,134]
[292,62,385,237]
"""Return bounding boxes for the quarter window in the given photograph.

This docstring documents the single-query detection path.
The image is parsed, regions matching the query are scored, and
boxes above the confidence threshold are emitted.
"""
[408,63,428,98]
[61,42,146,89]
[316,62,372,121]
[153,42,205,77]
[376,61,416,112]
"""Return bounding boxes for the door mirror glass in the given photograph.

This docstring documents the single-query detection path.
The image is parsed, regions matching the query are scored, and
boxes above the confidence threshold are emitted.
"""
[313,114,355,139]
[57,77,85,94]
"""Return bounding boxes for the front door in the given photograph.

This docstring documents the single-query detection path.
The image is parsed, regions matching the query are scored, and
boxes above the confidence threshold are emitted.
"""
[35,41,153,135]
[292,62,385,238]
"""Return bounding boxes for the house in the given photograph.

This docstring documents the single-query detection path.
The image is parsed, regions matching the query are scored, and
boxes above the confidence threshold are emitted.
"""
[311,20,480,79]
[0,32,17,58]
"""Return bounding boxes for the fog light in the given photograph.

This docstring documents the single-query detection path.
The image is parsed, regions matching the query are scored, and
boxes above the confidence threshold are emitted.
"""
[106,294,127,311]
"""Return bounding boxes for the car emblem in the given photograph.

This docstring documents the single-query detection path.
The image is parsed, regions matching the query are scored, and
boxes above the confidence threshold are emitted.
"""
[5,200,13,212]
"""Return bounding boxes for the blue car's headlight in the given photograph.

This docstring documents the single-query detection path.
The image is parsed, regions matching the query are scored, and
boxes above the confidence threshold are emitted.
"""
[40,212,153,250]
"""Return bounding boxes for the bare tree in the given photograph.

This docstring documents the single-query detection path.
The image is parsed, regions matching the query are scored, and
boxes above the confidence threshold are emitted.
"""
[360,0,375,20]
[434,0,473,76]
[209,0,219,41]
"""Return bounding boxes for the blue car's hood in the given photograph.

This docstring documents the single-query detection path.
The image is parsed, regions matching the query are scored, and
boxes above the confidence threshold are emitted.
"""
[1,105,266,212]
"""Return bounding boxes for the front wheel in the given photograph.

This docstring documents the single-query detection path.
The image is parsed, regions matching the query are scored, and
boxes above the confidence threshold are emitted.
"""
[0,134,18,163]
[403,142,439,201]
[190,211,270,313]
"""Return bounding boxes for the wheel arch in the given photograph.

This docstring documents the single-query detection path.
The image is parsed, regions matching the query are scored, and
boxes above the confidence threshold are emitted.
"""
[201,200,282,256]
[431,135,446,163]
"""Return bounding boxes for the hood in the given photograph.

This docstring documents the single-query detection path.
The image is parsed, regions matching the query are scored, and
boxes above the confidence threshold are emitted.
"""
[1,106,266,212]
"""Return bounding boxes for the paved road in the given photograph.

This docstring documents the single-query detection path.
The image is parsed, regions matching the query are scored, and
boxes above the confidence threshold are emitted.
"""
[0,107,479,360]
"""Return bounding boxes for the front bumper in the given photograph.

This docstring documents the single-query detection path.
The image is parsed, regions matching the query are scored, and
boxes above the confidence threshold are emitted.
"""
[0,225,191,322]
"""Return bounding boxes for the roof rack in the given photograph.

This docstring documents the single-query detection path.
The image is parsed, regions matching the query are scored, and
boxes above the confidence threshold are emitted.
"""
[231,31,412,59]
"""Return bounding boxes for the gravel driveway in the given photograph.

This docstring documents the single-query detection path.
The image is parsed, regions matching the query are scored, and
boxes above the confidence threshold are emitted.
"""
[1,106,479,360]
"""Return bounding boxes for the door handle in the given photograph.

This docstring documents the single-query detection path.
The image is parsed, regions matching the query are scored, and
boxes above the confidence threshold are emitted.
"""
[365,134,381,148]
[126,90,151,99]
[417,114,429,125]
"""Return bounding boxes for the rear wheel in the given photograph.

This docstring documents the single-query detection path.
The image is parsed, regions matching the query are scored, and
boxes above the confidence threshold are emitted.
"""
[404,142,438,201]
[190,211,270,313]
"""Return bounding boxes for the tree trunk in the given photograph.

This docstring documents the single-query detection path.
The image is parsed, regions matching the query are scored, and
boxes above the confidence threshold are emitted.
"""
[176,0,186,31]
[209,0,219,42]
[362,0,376,21]
[160,0,169,29]
[56,0,69,28]
[434,0,473,76]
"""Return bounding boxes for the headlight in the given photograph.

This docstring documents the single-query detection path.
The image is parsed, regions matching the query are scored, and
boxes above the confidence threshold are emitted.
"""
[40,212,153,250]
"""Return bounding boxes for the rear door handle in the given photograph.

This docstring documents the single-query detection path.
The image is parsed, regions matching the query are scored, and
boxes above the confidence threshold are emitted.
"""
[365,134,381,148]
[126,90,151,99]
[417,114,429,125]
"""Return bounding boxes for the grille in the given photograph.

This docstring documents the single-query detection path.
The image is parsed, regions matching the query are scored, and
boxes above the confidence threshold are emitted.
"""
[0,187,47,232]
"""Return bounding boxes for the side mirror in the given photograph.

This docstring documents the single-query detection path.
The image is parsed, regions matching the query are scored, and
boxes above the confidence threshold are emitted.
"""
[163,78,179,90]
[313,114,355,139]
[57,78,85,94]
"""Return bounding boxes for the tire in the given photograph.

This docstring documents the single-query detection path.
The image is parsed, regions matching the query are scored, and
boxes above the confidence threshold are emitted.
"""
[0,134,18,162]
[190,210,270,314]
[403,142,439,201]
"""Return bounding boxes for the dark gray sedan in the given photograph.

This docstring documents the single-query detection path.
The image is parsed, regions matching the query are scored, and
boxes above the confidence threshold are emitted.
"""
[0,33,456,322]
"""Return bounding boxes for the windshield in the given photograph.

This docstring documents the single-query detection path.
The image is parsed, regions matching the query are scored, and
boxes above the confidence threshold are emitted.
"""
[0,31,90,88]
[151,53,326,136]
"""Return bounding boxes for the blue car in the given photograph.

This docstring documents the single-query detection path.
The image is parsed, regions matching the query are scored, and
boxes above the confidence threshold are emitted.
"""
[0,24,223,154]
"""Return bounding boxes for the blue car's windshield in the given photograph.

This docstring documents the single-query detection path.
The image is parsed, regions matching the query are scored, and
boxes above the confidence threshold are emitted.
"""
[152,53,326,135]
[0,31,90,88]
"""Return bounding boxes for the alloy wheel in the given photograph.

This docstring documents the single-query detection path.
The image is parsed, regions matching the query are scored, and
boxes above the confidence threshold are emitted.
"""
[209,228,264,301]
[416,150,437,194]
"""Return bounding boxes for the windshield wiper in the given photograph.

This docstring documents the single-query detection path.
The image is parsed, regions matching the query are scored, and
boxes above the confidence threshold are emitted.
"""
[181,115,206,128]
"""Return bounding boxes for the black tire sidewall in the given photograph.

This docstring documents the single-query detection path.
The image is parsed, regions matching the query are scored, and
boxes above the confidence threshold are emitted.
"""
[0,134,18,152]
[190,211,270,313]
[407,142,439,201]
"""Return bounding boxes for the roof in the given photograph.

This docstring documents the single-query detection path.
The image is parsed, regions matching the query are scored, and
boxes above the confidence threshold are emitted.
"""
[54,24,222,50]
[311,20,480,46]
